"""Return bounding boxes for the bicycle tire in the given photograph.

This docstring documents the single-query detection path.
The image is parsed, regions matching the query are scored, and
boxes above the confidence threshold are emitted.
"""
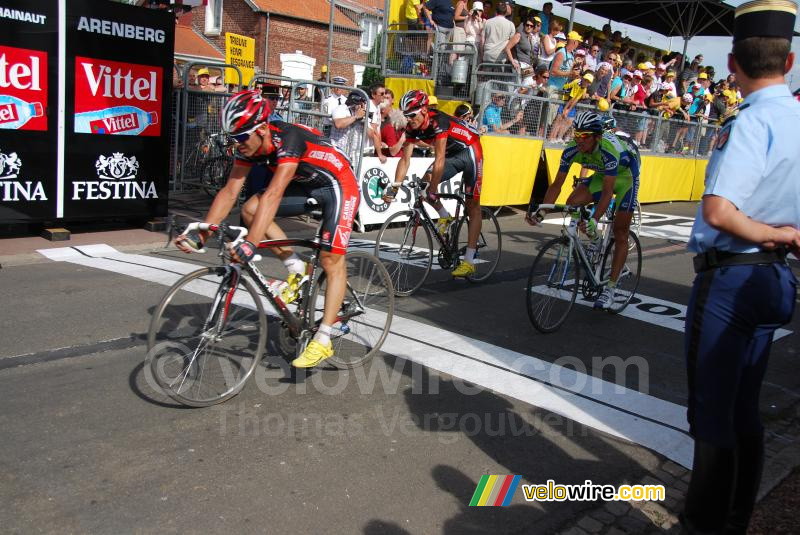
[599,231,642,314]
[633,200,642,237]
[146,267,267,407]
[454,206,502,282]
[309,251,394,369]
[201,156,233,197]
[374,209,433,296]
[526,236,580,333]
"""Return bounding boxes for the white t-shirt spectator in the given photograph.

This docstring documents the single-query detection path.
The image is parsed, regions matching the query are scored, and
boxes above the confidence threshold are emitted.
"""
[330,103,364,160]
[482,15,515,64]
[322,93,347,126]
[368,100,382,129]
[584,53,598,72]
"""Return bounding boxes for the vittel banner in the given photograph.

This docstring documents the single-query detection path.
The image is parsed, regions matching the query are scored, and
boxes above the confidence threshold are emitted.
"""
[74,56,162,136]
[0,0,57,222]
[62,0,172,220]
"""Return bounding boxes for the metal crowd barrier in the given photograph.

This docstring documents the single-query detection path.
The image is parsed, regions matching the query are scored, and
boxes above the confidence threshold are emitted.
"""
[474,82,721,158]
[383,24,434,79]
[431,41,477,101]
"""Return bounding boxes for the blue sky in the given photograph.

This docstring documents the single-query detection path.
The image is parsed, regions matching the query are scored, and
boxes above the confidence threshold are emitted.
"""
[543,0,800,90]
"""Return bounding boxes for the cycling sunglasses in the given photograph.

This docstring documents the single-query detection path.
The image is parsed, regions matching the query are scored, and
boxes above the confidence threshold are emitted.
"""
[230,125,262,143]
[403,108,423,118]
[573,131,596,139]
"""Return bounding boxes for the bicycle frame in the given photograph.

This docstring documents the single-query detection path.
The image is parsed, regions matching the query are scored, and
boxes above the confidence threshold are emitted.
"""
[406,182,466,257]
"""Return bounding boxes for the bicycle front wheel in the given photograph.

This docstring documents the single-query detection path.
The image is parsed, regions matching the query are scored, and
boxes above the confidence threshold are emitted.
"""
[374,210,433,296]
[146,267,267,407]
[599,231,642,314]
[310,252,394,369]
[526,237,580,333]
[455,206,502,282]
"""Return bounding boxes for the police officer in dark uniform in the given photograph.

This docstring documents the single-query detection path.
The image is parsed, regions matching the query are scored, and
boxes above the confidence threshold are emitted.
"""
[682,1,800,533]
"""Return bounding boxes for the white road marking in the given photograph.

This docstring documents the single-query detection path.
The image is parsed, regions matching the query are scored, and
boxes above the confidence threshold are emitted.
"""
[39,244,696,467]
[542,212,695,243]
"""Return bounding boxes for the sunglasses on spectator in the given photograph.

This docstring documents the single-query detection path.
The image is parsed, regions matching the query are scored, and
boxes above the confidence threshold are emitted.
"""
[524,23,535,28]
[573,131,595,139]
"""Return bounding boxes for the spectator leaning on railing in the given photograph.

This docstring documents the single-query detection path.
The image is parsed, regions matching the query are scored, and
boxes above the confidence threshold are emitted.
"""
[549,71,593,141]
[482,92,523,133]
[482,1,516,64]
[380,89,407,157]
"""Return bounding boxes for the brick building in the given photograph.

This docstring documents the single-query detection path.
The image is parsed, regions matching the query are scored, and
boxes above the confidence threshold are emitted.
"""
[174,0,383,86]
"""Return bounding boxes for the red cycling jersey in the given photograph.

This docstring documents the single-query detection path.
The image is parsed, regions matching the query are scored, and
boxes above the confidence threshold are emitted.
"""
[403,110,480,157]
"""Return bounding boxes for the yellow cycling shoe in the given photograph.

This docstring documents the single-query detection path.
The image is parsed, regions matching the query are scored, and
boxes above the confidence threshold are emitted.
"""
[282,270,308,304]
[291,340,334,368]
[451,260,475,278]
[436,216,453,236]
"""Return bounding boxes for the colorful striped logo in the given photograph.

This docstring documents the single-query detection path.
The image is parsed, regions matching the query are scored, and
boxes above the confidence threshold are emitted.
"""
[469,475,522,506]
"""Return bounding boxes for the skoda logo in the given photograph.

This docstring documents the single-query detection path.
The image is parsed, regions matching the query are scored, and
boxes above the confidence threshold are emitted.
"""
[361,167,391,213]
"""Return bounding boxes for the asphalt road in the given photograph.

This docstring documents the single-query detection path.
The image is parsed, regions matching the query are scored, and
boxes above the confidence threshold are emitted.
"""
[2,202,798,534]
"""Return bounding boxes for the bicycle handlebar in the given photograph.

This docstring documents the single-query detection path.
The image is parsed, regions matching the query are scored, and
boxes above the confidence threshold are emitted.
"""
[182,222,262,261]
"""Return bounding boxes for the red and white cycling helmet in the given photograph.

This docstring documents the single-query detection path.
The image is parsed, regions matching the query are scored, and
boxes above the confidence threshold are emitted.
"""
[400,89,429,115]
[221,90,272,136]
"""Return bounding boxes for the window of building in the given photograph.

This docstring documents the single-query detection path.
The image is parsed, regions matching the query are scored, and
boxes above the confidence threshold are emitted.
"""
[205,0,223,35]
[359,18,381,52]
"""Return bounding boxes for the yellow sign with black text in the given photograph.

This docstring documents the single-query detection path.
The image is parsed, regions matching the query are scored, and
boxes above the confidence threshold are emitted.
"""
[225,32,255,86]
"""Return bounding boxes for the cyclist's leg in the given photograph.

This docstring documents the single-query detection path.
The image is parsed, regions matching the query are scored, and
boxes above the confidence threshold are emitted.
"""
[293,171,360,366]
[566,174,596,206]
[462,144,483,250]
[606,174,636,283]
[241,179,308,261]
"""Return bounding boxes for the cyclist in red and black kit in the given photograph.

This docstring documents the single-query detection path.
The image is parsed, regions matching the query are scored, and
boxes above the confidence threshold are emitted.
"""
[384,89,484,278]
[174,90,360,368]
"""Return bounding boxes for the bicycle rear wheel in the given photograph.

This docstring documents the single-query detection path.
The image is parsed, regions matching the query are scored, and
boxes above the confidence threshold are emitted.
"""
[526,236,580,333]
[454,206,502,282]
[146,267,267,407]
[599,231,642,314]
[374,210,433,296]
[310,252,394,369]
[200,156,233,198]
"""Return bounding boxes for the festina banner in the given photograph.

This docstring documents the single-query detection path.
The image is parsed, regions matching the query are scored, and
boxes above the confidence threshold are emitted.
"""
[0,1,57,222]
[0,0,173,223]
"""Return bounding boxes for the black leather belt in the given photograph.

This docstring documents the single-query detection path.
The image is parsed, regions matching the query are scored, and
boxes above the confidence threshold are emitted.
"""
[693,248,788,273]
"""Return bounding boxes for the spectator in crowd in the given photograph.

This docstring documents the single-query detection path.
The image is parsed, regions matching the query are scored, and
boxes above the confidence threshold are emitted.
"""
[405,0,424,29]
[679,54,703,94]
[291,84,313,125]
[549,72,593,141]
[426,0,456,44]
[195,68,214,92]
[584,42,600,71]
[539,2,553,34]
[482,92,523,133]
[628,70,649,146]
[517,65,551,136]
[380,89,407,157]
[505,15,542,86]
[322,76,349,134]
[609,69,630,107]
[314,65,329,103]
[480,0,492,19]
[454,103,478,127]
[464,2,485,57]
[482,1,516,64]
[662,70,678,97]
[654,62,667,83]
[589,61,612,103]
[669,93,694,153]
[277,83,291,110]
[367,84,388,163]
[549,30,581,90]
[539,18,561,68]
[331,91,381,164]
[573,47,586,69]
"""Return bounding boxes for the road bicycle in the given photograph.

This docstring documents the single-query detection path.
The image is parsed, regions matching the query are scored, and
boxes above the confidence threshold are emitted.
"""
[525,203,642,333]
[373,179,502,296]
[146,214,394,407]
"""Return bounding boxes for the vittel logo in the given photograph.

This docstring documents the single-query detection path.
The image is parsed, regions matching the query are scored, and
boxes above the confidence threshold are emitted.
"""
[0,53,41,90]
[71,152,158,200]
[81,62,157,102]
[0,148,47,201]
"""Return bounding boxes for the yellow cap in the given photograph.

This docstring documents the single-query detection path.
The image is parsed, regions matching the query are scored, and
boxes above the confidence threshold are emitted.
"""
[597,97,610,111]
[196,68,210,77]
[637,63,647,70]
[698,72,708,79]
[428,95,438,105]
[320,64,328,73]
[567,31,582,41]
[582,72,594,83]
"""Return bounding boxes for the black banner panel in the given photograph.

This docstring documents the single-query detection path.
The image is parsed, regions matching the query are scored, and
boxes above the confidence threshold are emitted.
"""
[0,0,174,223]
[0,1,58,222]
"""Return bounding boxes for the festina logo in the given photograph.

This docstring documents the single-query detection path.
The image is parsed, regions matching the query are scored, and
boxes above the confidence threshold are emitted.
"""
[81,62,157,101]
[71,152,158,200]
[0,53,41,90]
[0,148,47,201]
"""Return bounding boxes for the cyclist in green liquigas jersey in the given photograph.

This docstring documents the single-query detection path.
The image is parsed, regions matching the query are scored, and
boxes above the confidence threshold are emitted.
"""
[528,111,641,309]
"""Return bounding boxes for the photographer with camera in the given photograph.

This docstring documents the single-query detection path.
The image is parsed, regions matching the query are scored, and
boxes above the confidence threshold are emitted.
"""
[331,90,387,165]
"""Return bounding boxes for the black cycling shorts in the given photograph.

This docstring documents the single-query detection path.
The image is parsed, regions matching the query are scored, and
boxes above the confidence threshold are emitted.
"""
[424,145,483,200]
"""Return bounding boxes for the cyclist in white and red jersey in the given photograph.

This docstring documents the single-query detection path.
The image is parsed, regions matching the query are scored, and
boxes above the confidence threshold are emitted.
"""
[175,90,360,368]
[385,89,484,278]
